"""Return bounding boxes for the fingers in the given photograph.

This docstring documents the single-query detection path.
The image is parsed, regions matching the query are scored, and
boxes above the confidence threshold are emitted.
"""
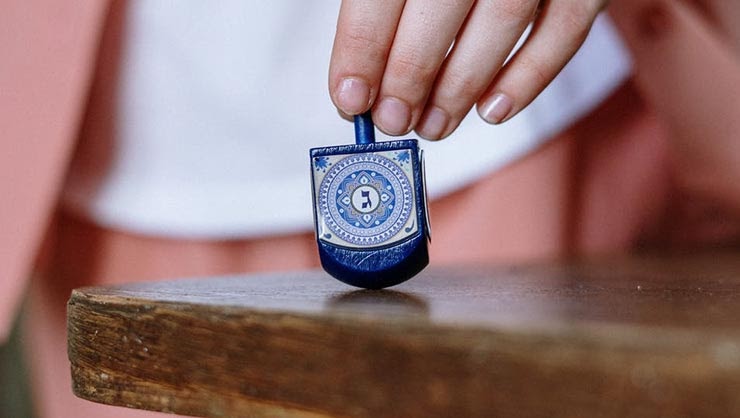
[330,0,606,139]
[372,0,475,135]
[415,0,538,139]
[329,0,406,116]
[476,0,606,125]
[330,0,475,135]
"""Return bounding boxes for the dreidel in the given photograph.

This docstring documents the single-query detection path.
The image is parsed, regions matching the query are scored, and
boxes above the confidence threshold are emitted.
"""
[309,112,430,289]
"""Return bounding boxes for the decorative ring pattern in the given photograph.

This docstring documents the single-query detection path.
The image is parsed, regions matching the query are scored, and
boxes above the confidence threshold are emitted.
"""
[318,154,412,246]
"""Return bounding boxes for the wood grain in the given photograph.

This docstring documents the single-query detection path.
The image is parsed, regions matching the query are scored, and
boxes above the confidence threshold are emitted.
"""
[68,251,740,418]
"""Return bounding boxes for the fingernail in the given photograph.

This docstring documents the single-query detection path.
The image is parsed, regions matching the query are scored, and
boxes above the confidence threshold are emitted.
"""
[416,107,450,140]
[336,77,370,115]
[479,93,514,124]
[375,97,412,135]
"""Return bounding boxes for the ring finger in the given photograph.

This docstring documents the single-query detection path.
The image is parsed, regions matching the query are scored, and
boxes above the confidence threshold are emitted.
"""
[415,0,539,139]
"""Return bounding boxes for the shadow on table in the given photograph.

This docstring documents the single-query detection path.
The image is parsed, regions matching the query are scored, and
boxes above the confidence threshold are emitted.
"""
[327,289,430,318]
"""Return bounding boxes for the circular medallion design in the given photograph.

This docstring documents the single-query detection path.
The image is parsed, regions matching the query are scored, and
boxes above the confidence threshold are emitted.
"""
[318,153,413,246]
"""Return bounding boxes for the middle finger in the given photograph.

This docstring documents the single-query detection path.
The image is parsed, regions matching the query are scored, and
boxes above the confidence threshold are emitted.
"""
[373,0,475,135]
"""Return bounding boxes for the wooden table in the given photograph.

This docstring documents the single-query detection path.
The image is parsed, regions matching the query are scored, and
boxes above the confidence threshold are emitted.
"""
[68,251,740,418]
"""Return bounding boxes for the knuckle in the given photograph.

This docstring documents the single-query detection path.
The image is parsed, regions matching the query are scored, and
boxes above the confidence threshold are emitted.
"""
[387,53,439,85]
[437,74,485,112]
[447,75,482,101]
[516,53,551,87]
[342,29,381,50]
[336,24,386,61]
[446,0,473,7]
[497,0,538,21]
[558,1,599,41]
[437,0,471,9]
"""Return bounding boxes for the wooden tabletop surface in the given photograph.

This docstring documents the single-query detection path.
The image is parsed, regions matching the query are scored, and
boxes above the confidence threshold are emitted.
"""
[68,251,740,418]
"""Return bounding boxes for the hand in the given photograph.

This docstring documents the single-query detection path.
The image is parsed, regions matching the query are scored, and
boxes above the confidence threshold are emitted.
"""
[329,0,609,139]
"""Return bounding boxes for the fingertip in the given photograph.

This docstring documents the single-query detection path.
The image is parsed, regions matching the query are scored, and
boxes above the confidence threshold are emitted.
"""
[332,76,372,115]
[335,107,354,122]
[416,106,451,140]
[374,96,413,136]
[477,93,514,125]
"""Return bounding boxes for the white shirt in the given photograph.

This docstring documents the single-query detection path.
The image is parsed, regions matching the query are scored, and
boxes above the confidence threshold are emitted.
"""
[62,1,631,239]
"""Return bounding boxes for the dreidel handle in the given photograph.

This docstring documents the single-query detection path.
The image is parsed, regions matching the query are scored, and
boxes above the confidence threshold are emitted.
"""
[354,111,376,144]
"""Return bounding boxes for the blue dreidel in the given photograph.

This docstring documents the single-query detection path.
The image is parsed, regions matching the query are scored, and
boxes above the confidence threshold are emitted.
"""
[310,112,431,289]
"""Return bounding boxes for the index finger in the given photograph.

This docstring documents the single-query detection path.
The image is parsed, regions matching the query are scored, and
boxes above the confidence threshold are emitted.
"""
[329,0,406,116]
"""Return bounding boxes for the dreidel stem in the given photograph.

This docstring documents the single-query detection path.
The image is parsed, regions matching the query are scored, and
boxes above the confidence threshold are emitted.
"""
[354,111,376,144]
